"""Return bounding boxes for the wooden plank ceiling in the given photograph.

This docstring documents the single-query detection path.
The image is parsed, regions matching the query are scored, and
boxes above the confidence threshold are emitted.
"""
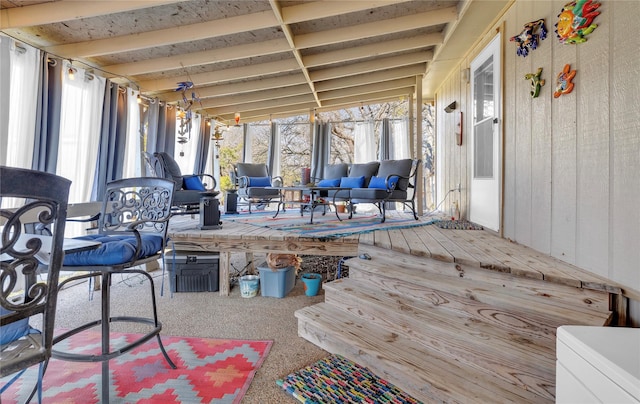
[0,0,507,124]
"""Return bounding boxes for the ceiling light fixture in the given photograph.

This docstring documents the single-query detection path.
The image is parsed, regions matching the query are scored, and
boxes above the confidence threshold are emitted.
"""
[234,112,241,126]
[67,66,76,80]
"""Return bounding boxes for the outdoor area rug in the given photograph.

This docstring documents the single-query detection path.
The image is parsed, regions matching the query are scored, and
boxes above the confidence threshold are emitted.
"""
[224,210,439,239]
[277,354,423,403]
[2,331,272,404]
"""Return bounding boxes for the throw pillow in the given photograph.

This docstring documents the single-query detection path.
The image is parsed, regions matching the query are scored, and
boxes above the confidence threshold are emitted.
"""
[368,175,399,189]
[248,176,271,187]
[340,176,365,188]
[317,178,341,187]
[183,175,206,191]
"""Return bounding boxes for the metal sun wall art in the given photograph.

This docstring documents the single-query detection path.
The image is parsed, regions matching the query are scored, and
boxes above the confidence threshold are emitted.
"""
[555,0,601,44]
[510,19,548,57]
[554,64,577,98]
[524,67,545,98]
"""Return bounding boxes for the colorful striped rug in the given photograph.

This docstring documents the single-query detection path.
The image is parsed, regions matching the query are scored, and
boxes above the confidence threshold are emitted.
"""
[2,331,272,404]
[224,210,438,239]
[277,354,422,403]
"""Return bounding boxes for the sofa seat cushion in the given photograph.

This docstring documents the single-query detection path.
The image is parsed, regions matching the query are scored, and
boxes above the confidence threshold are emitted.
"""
[173,189,219,204]
[245,187,280,198]
[350,188,407,202]
[63,234,164,266]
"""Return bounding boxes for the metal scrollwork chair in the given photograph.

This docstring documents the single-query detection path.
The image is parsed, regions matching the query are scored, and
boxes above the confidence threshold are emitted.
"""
[1,166,71,403]
[52,177,177,403]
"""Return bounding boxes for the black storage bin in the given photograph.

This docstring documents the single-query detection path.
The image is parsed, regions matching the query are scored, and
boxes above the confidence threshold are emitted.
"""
[168,251,219,292]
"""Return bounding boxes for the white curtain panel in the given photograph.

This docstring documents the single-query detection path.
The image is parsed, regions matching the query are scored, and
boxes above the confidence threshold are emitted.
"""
[4,40,40,169]
[354,121,376,163]
[392,118,410,159]
[123,88,142,179]
[173,112,201,176]
[57,63,105,204]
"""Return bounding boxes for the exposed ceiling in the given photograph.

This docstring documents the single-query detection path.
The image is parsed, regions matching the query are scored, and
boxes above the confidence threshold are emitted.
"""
[0,0,509,124]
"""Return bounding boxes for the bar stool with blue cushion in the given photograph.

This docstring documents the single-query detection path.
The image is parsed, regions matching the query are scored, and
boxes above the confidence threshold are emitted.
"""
[1,166,71,403]
[51,177,177,403]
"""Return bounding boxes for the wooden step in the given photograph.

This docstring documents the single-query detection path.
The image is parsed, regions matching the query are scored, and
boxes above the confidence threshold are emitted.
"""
[349,245,612,326]
[323,278,557,398]
[296,303,551,403]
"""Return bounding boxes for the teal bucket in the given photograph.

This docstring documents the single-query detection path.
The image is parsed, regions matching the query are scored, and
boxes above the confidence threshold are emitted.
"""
[301,273,322,296]
[239,275,259,298]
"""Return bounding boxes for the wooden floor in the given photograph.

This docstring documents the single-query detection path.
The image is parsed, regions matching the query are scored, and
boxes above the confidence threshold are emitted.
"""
[170,213,626,402]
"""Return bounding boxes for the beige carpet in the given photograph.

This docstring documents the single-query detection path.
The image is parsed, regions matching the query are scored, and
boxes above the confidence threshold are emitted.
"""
[52,252,328,403]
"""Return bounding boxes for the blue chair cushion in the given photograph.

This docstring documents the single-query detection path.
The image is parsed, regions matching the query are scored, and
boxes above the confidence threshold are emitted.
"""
[63,234,164,266]
[0,306,30,345]
[340,176,364,188]
[248,176,271,187]
[368,175,399,189]
[317,178,341,187]
[183,175,206,191]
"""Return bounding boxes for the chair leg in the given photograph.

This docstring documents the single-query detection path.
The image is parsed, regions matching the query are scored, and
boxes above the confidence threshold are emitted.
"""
[381,203,387,223]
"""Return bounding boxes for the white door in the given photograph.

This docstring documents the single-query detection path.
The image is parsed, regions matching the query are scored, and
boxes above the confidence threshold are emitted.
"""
[470,34,502,231]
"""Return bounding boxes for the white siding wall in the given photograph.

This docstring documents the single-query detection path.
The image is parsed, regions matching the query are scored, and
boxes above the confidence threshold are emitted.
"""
[435,0,640,321]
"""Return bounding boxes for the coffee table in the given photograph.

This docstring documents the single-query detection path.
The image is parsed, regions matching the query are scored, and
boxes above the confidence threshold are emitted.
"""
[268,186,350,224]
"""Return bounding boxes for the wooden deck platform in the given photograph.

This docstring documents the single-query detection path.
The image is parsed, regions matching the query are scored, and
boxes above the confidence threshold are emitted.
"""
[168,213,630,402]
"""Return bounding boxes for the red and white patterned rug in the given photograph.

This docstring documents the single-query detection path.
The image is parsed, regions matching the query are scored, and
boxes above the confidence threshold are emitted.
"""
[2,331,272,403]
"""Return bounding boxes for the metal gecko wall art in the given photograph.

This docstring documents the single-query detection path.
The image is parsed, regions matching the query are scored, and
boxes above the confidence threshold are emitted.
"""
[510,19,547,57]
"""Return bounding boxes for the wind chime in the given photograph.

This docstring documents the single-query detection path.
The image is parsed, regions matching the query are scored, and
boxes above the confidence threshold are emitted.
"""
[175,81,198,156]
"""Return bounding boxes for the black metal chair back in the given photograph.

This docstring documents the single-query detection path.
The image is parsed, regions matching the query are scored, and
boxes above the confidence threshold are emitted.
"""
[0,166,71,401]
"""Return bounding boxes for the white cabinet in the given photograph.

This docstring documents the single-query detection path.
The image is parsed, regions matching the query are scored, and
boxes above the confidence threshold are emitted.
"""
[556,325,640,403]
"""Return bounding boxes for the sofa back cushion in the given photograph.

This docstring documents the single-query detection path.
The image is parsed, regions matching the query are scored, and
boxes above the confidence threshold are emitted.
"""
[377,159,413,191]
[155,152,183,191]
[348,162,379,187]
[236,163,269,178]
[324,164,349,181]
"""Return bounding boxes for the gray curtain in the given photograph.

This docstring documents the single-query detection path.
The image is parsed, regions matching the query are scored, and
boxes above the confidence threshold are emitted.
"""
[266,122,278,175]
[0,38,10,166]
[193,116,210,174]
[145,98,159,153]
[310,122,331,180]
[379,118,391,161]
[156,104,176,155]
[92,82,127,200]
[32,54,62,173]
[241,123,250,162]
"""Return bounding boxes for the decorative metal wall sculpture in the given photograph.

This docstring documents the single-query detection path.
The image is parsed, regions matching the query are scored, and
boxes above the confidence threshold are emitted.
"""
[555,0,601,44]
[524,67,545,98]
[554,64,577,98]
[510,19,548,57]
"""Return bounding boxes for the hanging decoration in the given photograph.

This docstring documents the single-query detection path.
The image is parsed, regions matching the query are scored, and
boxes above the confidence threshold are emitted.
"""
[553,64,576,98]
[555,0,601,44]
[524,67,545,98]
[234,112,241,126]
[174,81,199,155]
[510,19,548,57]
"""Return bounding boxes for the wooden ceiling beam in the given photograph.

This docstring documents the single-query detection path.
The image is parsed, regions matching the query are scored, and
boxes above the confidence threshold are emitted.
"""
[0,1,186,28]
[310,51,432,82]
[196,84,311,109]
[281,0,410,24]
[103,38,291,77]
[314,64,427,92]
[319,87,415,108]
[44,10,279,58]
[317,77,416,101]
[156,74,309,102]
[138,58,300,92]
[303,33,442,68]
[295,7,458,49]
[207,93,317,115]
